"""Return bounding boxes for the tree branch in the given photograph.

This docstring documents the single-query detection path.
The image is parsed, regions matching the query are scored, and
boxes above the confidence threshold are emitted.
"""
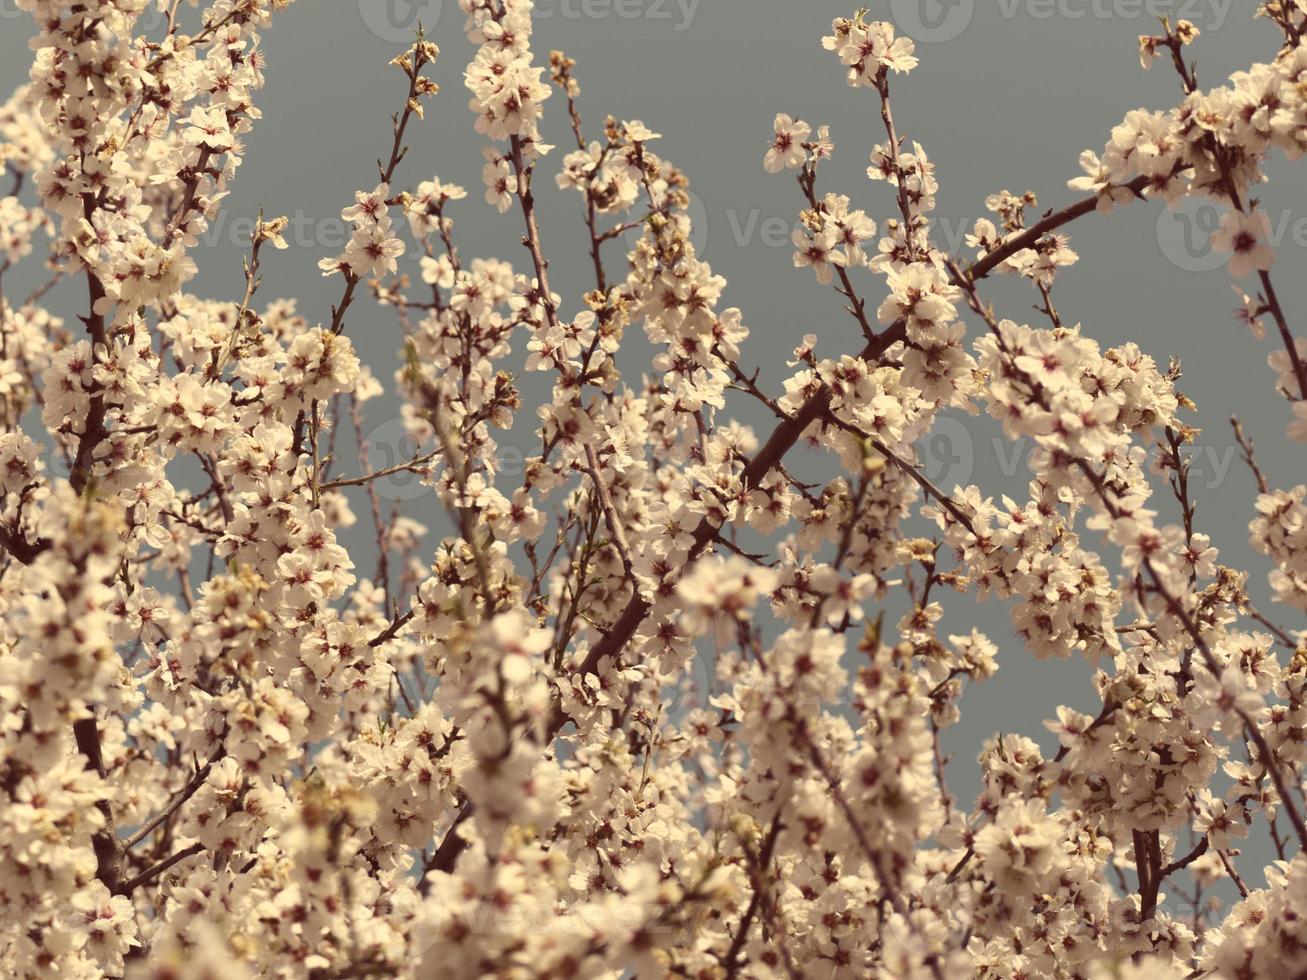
[117,841,204,896]
[124,746,226,850]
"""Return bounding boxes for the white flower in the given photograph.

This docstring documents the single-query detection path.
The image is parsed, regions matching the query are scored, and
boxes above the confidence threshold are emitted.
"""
[1211,209,1277,277]
[182,106,234,151]
[1189,663,1264,735]
[764,113,811,173]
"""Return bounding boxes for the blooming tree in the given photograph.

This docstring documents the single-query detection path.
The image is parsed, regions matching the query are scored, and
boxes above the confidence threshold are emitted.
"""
[2,0,1307,977]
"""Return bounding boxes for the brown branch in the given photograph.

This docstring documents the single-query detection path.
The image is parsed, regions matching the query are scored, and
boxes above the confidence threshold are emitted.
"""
[968,174,1151,282]
[74,715,125,893]
[117,841,204,896]
[418,803,474,896]
[70,194,110,496]
[874,67,919,259]
[823,414,981,537]
[329,32,432,338]
[320,451,439,491]
[1160,835,1209,879]
[124,746,226,850]
[367,608,415,648]
[0,523,51,564]
[1156,32,1307,403]
[722,813,784,979]
[583,443,636,582]
[945,846,975,882]
[161,147,216,251]
[1257,270,1307,402]
[350,393,395,611]
[1134,828,1163,920]
[1231,416,1269,495]
[798,167,875,342]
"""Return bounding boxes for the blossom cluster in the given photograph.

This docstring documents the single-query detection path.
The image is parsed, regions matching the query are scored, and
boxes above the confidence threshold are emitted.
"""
[0,2,1305,979]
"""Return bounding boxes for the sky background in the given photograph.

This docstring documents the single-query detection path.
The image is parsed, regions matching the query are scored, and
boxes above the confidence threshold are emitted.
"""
[2,0,1303,893]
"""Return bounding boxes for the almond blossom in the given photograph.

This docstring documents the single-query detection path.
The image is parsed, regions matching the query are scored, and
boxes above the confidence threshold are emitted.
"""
[0,3,1305,979]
